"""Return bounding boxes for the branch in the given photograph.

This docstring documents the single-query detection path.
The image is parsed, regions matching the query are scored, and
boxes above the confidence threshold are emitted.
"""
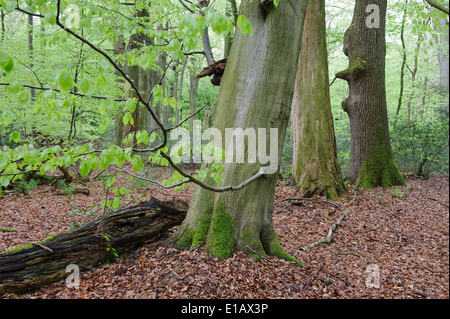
[0,82,126,102]
[112,167,190,189]
[424,0,449,15]
[159,151,266,193]
[178,0,195,13]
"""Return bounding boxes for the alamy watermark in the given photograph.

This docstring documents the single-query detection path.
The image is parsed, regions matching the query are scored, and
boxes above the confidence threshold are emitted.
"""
[65,264,80,289]
[365,264,381,288]
[366,4,380,28]
[169,120,279,174]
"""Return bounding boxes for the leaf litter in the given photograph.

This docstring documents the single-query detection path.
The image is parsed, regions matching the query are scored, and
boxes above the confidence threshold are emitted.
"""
[0,166,448,299]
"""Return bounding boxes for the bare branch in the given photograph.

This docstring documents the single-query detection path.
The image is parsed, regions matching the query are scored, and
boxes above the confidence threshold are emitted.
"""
[0,82,127,102]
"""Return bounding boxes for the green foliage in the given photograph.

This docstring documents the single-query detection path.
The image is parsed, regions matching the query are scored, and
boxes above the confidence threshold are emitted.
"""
[390,111,449,176]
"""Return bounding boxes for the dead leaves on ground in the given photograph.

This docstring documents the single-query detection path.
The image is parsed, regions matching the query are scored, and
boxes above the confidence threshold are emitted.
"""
[0,168,448,299]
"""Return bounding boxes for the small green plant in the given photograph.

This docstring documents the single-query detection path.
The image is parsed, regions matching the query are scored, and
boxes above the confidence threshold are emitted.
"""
[391,187,405,198]
[56,180,76,195]
[102,233,120,261]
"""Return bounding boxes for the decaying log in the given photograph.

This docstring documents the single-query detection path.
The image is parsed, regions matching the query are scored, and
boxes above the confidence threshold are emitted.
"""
[0,197,188,296]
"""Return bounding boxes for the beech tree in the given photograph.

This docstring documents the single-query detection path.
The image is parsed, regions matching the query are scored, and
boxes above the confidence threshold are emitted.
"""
[291,0,346,200]
[166,0,308,263]
[336,0,406,188]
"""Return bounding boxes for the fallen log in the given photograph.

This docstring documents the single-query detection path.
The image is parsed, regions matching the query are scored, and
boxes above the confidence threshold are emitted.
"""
[0,197,188,296]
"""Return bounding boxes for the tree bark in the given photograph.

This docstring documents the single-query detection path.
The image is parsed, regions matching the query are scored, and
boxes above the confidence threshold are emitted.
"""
[165,0,308,263]
[189,72,199,134]
[291,0,346,200]
[437,17,449,115]
[0,198,188,296]
[336,0,405,188]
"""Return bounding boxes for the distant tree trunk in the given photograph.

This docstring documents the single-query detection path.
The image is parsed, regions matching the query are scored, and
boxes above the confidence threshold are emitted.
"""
[224,0,238,59]
[336,0,405,188]
[406,34,422,122]
[396,0,408,116]
[189,72,199,134]
[114,35,126,147]
[291,0,346,200]
[25,13,36,140]
[437,18,449,115]
[177,57,189,126]
[166,0,308,263]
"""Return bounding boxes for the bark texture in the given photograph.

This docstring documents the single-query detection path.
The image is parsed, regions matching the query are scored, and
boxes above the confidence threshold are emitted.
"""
[291,0,346,200]
[166,0,308,263]
[336,0,405,188]
[0,198,187,295]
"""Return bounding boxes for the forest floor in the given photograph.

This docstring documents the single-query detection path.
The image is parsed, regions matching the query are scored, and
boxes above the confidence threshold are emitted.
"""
[0,164,448,299]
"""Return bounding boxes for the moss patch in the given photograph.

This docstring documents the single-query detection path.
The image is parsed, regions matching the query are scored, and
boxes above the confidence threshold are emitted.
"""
[263,232,302,266]
[204,202,234,260]
[2,234,58,255]
[240,230,267,261]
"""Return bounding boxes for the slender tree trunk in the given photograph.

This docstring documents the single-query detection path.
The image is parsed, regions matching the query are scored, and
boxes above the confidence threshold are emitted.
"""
[177,57,189,126]
[396,0,408,116]
[224,0,238,59]
[437,18,449,115]
[114,35,126,146]
[336,0,405,188]
[189,72,199,134]
[407,34,422,122]
[291,0,346,200]
[166,0,308,263]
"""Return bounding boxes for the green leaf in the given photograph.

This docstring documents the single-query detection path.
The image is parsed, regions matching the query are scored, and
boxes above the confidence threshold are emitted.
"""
[7,81,21,95]
[79,78,90,94]
[274,0,280,7]
[58,70,73,92]
[125,98,136,113]
[98,74,107,92]
[99,119,107,135]
[9,131,20,143]
[123,112,134,126]
[112,197,121,209]
[237,15,253,36]
[18,91,31,104]
[45,11,56,25]
[119,186,127,196]
[79,161,91,177]
[0,51,14,73]
[139,53,151,69]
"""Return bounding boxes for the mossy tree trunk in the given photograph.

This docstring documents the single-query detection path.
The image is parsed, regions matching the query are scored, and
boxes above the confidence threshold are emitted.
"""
[291,0,346,200]
[165,0,308,263]
[336,0,405,189]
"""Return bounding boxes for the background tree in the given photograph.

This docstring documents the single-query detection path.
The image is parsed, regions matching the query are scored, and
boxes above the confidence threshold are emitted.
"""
[291,0,346,200]
[336,0,406,188]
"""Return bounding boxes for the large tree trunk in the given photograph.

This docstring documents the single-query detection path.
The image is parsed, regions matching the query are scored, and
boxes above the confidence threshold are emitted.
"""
[165,0,308,263]
[0,198,187,296]
[336,0,405,188]
[291,0,346,200]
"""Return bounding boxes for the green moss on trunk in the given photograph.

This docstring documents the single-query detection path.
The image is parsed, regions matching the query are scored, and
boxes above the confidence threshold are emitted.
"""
[357,145,406,189]
[204,202,234,260]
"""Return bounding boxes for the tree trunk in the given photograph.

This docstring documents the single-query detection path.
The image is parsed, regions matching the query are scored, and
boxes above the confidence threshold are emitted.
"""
[0,198,188,296]
[336,0,405,188]
[165,0,308,263]
[114,34,126,146]
[189,72,199,134]
[437,18,449,115]
[396,0,408,116]
[291,0,346,200]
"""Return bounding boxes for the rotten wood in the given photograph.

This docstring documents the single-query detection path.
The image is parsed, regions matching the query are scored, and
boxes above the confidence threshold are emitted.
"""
[0,197,188,296]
